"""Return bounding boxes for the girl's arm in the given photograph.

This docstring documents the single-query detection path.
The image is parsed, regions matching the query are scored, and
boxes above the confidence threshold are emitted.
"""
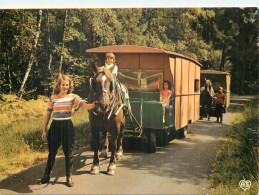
[81,102,95,110]
[42,110,52,141]
[163,95,171,104]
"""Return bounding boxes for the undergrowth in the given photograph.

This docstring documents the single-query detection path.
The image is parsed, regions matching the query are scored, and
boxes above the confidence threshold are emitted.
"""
[210,98,258,194]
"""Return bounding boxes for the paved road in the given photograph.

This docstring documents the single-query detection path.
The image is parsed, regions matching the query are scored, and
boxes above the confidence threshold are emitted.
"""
[0,96,253,194]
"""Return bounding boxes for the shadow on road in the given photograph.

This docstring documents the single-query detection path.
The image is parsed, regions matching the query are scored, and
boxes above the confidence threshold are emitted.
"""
[117,122,230,186]
[0,151,96,193]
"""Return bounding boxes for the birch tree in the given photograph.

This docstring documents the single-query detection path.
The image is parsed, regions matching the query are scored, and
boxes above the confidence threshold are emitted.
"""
[18,9,42,99]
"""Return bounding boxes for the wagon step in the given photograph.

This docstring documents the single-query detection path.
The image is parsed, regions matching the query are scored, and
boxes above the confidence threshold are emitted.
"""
[124,129,144,137]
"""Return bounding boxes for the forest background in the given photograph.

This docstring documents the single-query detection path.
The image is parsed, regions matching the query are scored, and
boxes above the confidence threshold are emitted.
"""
[0,8,258,100]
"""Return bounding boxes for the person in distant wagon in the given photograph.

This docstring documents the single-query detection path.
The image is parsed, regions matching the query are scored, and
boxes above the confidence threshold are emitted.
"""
[214,87,226,123]
[39,75,95,187]
[160,80,172,121]
[160,80,172,107]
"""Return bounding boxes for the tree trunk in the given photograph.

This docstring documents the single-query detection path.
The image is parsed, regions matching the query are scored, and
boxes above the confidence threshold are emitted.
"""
[46,9,54,96]
[47,9,53,73]
[7,64,12,93]
[58,9,69,78]
[18,9,42,99]
[220,48,226,71]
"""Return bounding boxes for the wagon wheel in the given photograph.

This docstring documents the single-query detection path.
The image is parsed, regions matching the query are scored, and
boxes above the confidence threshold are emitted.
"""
[157,130,170,146]
[178,126,188,139]
[147,129,157,153]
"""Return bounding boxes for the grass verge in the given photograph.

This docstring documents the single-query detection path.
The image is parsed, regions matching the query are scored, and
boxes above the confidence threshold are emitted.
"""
[0,95,90,178]
[210,98,258,194]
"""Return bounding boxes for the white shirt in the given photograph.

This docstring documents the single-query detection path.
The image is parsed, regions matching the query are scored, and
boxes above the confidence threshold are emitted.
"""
[104,63,118,77]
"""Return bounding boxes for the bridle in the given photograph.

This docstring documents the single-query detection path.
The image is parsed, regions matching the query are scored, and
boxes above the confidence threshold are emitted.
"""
[91,71,117,119]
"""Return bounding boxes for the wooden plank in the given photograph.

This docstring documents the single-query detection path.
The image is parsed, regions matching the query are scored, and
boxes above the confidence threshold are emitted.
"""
[226,75,231,108]
[175,96,181,130]
[175,58,182,95]
[194,64,200,122]
[189,62,195,93]
[116,54,140,69]
[188,95,195,123]
[181,96,188,128]
[195,94,200,121]
[181,59,189,94]
[169,57,175,93]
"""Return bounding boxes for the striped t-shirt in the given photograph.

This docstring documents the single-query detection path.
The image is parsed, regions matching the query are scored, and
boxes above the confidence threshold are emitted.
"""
[47,93,85,120]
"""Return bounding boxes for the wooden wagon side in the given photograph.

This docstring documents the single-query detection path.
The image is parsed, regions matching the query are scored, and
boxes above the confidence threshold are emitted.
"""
[171,58,201,131]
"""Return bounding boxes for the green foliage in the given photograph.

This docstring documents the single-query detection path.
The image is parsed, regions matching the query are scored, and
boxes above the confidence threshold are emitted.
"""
[116,8,147,45]
[0,8,258,97]
[210,98,258,194]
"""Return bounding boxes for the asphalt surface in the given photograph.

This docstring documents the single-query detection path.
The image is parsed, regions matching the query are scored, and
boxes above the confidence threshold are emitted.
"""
[0,96,254,194]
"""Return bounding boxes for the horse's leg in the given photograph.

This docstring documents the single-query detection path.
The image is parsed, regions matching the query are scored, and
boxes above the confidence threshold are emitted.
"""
[116,125,124,160]
[107,111,124,175]
[107,121,121,175]
[91,129,101,174]
[200,104,204,120]
[208,104,211,121]
[100,127,109,158]
[90,116,101,175]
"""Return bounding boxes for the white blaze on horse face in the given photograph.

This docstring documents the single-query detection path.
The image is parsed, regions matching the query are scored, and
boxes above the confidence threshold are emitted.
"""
[102,75,108,93]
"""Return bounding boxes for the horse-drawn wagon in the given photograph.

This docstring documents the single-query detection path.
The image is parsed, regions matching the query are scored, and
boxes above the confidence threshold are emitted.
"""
[200,70,231,114]
[86,45,202,153]
[200,70,231,120]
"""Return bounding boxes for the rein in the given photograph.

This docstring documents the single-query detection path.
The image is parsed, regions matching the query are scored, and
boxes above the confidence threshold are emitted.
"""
[91,71,124,120]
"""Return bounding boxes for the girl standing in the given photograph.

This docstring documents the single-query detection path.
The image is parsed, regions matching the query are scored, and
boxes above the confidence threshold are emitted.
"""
[39,75,95,187]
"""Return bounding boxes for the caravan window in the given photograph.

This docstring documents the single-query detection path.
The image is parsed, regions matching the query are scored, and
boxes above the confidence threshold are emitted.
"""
[117,69,163,91]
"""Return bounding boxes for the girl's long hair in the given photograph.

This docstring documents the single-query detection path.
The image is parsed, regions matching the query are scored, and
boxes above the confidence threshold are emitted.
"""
[163,80,171,90]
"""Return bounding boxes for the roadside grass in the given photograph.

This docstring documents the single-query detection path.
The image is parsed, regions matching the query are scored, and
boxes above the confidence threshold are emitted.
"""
[0,94,90,178]
[210,98,258,194]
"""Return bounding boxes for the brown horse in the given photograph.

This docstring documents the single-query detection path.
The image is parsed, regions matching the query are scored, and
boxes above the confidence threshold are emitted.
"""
[89,65,126,176]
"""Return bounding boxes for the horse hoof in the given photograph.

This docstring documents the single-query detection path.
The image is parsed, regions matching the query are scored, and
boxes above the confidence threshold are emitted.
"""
[90,165,100,175]
[116,150,123,160]
[107,163,116,176]
[99,150,108,158]
[116,152,123,160]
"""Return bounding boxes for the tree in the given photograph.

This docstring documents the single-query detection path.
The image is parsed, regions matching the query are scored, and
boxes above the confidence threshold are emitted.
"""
[58,9,69,78]
[116,8,147,45]
[18,9,42,99]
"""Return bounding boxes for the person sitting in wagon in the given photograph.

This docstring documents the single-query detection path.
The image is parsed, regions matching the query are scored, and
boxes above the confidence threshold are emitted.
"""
[160,80,172,107]
[160,80,172,121]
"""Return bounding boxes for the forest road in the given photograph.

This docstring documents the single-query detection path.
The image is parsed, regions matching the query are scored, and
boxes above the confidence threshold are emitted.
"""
[0,96,254,194]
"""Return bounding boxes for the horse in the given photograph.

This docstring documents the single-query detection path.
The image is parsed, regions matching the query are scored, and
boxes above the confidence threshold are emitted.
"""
[88,64,126,176]
[200,80,214,120]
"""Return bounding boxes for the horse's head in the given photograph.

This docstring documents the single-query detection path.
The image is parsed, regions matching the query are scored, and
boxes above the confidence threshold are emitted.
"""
[91,64,115,113]
[204,80,213,92]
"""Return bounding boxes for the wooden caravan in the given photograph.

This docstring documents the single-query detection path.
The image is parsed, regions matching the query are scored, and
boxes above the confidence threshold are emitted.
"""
[200,70,231,108]
[86,45,202,152]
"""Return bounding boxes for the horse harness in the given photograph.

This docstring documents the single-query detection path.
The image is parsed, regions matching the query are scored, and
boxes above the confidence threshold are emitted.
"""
[90,71,126,120]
